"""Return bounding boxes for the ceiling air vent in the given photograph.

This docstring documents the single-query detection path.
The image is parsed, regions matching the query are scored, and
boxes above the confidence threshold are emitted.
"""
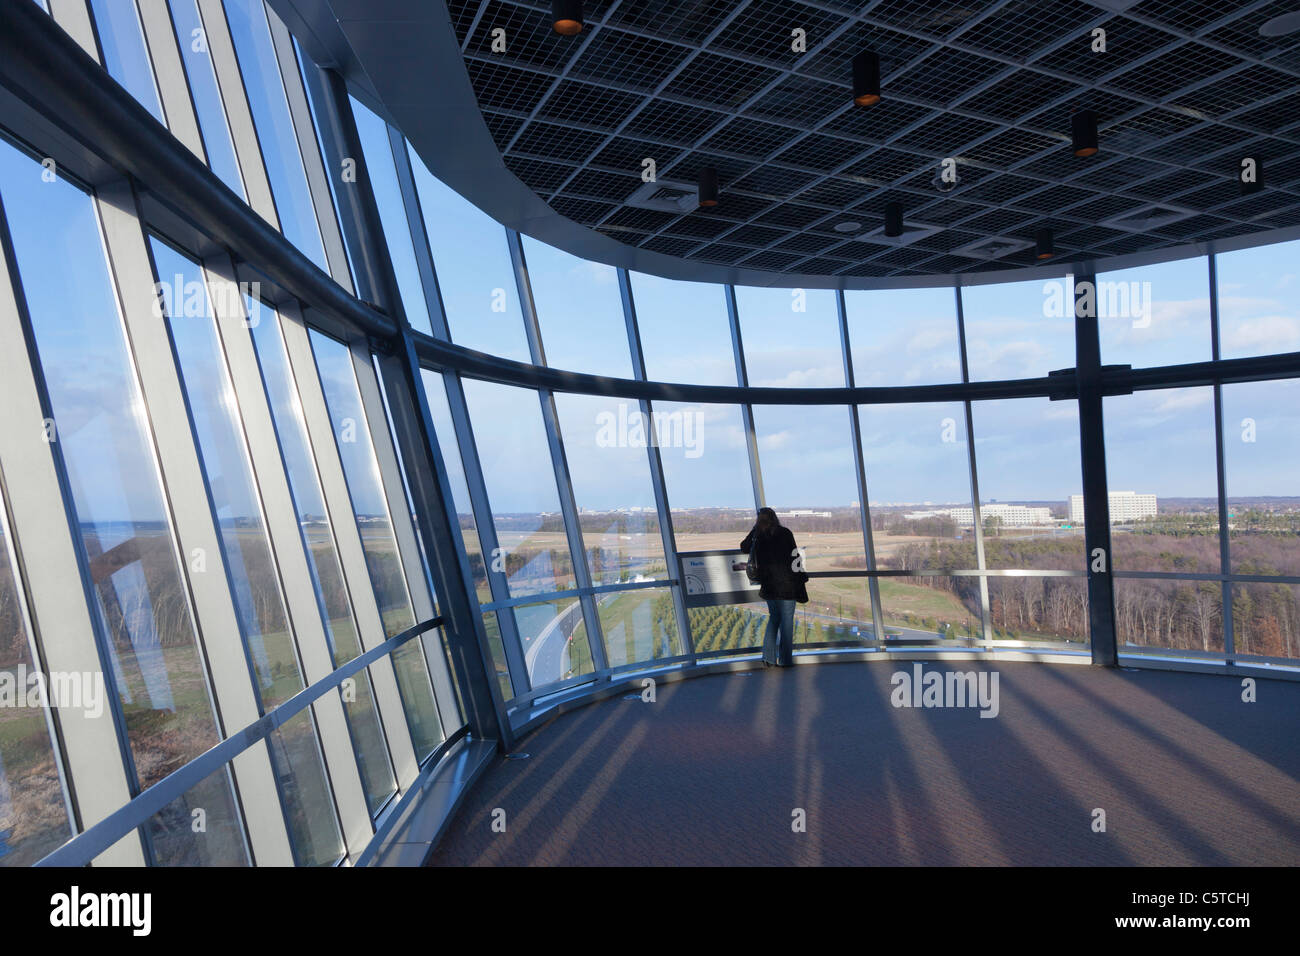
[954,235,1033,260]
[626,178,700,213]
[1102,203,1194,232]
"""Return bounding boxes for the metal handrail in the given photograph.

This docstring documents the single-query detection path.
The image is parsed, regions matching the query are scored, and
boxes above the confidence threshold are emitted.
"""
[35,615,444,867]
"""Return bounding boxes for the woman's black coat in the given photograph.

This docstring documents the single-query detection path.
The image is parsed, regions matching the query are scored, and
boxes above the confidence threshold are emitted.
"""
[739,525,808,602]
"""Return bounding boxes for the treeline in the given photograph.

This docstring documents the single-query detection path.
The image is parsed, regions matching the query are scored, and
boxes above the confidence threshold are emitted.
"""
[863,534,1300,657]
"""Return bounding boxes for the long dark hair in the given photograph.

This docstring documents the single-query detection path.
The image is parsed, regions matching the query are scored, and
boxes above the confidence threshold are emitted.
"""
[755,507,781,536]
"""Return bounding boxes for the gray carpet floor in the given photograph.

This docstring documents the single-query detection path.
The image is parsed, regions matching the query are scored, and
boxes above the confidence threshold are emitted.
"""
[428,660,1300,866]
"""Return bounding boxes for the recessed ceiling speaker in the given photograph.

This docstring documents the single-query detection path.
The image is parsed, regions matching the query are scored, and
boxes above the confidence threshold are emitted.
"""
[884,201,903,237]
[1071,110,1099,157]
[552,0,583,35]
[833,220,862,233]
[1035,228,1054,260]
[852,50,881,106]
[698,166,719,207]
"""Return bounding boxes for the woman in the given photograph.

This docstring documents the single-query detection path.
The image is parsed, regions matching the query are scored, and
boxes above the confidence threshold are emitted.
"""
[739,507,808,667]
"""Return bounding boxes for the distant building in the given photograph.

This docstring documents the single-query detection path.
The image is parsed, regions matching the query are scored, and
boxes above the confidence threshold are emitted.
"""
[776,509,832,518]
[904,503,1053,527]
[1069,491,1157,524]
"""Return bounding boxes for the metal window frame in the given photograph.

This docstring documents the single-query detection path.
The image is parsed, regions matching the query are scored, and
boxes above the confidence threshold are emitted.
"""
[509,229,610,681]
[0,179,143,866]
[98,175,289,864]
[279,303,419,789]
[9,0,1300,868]
[837,289,885,641]
[201,250,372,858]
[956,283,996,644]
[194,0,278,224]
[136,0,205,159]
[618,268,694,663]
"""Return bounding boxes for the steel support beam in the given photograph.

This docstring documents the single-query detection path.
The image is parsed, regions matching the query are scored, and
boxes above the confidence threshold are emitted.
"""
[1074,273,1120,666]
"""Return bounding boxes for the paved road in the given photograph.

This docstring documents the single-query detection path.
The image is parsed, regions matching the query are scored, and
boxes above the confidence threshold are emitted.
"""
[522,600,586,685]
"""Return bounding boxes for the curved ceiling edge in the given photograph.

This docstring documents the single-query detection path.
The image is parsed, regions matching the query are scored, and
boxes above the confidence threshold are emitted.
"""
[270,0,1300,291]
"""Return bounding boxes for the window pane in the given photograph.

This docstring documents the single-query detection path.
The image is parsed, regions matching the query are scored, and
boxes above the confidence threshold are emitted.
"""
[421,371,488,601]
[752,405,863,571]
[309,331,442,761]
[146,765,247,865]
[309,332,414,636]
[554,393,666,584]
[985,576,1089,645]
[223,0,328,271]
[859,401,975,571]
[1230,581,1298,660]
[0,141,245,859]
[687,603,767,656]
[462,380,575,597]
[349,98,432,334]
[796,578,873,645]
[0,491,72,866]
[971,398,1084,571]
[879,577,980,644]
[1115,578,1224,656]
[631,273,734,386]
[1097,257,1211,368]
[523,236,631,377]
[846,287,960,386]
[480,611,514,702]
[588,588,682,668]
[269,710,345,865]
[169,0,245,198]
[153,240,344,863]
[1105,387,1220,573]
[406,146,530,360]
[1222,379,1300,579]
[513,597,593,688]
[1216,239,1300,360]
[654,402,754,550]
[735,286,842,387]
[245,297,397,814]
[962,275,1074,381]
[89,0,164,123]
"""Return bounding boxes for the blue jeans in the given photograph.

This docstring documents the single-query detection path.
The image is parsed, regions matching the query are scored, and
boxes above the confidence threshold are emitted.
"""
[763,599,796,666]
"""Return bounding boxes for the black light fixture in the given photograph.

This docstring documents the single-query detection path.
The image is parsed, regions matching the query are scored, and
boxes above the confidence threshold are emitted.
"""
[552,0,583,35]
[698,166,719,208]
[1035,228,1054,260]
[884,201,903,237]
[1071,110,1099,157]
[852,50,881,106]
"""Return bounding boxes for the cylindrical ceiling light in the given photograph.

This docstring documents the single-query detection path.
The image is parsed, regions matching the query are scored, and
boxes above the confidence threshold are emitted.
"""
[884,201,903,237]
[698,166,719,207]
[1035,227,1054,260]
[852,50,881,106]
[552,0,583,36]
[1071,110,1099,157]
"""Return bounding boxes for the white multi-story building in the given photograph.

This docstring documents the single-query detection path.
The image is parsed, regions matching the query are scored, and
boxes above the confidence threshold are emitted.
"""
[904,503,1054,527]
[1068,491,1157,524]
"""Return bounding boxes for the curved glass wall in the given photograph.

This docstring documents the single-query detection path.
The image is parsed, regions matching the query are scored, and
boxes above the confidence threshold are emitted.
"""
[4,0,1300,867]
